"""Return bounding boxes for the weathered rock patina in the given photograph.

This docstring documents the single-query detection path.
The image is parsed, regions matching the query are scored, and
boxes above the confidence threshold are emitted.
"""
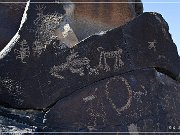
[70,0,143,40]
[0,0,179,133]
[0,0,143,50]
[0,0,27,51]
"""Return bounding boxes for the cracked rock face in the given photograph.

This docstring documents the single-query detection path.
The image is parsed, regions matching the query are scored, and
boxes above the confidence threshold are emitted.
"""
[0,0,180,133]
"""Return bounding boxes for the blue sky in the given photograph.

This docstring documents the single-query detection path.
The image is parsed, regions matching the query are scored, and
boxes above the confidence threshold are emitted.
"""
[142,0,180,55]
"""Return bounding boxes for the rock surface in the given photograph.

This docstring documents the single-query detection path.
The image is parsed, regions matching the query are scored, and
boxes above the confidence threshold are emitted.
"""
[0,0,27,51]
[0,0,180,133]
[69,0,143,40]
[0,0,143,50]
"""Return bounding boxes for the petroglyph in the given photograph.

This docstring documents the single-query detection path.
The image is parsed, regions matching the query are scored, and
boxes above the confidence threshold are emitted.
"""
[87,66,100,76]
[148,40,157,51]
[86,104,106,129]
[83,95,96,102]
[0,78,21,93]
[84,88,107,130]
[133,91,145,103]
[88,47,124,75]
[0,77,23,105]
[128,124,139,135]
[32,5,64,56]
[50,50,90,79]
[50,47,124,79]
[14,40,30,63]
[133,85,147,103]
[105,77,133,115]
[97,47,124,72]
[32,40,46,57]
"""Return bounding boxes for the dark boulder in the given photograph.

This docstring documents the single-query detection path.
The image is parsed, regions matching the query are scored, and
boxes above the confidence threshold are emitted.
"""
[0,1,26,51]
[44,68,180,132]
[0,0,179,133]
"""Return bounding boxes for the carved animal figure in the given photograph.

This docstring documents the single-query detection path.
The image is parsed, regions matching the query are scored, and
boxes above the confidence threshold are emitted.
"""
[50,51,90,79]
[97,47,124,72]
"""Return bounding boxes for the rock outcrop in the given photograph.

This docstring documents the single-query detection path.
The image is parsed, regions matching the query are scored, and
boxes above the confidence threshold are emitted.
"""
[0,0,27,51]
[0,0,143,50]
[69,0,143,40]
[0,0,179,133]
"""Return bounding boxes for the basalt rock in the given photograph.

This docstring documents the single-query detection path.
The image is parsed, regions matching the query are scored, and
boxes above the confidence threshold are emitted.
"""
[0,0,179,133]
[0,0,144,50]
[0,0,27,51]
[69,0,143,40]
